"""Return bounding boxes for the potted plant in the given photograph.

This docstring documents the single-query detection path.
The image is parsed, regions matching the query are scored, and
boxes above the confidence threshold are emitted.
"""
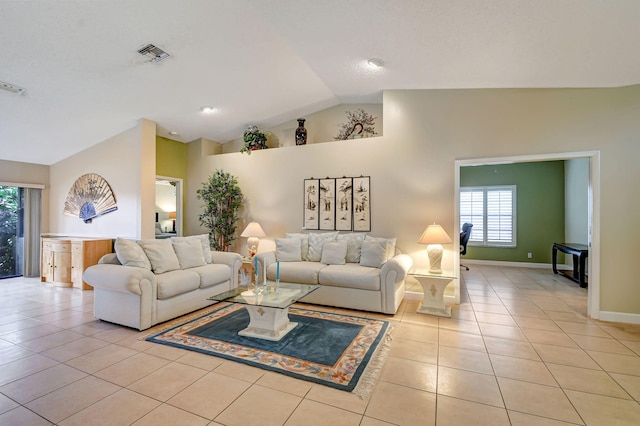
[240,125,268,154]
[196,170,244,252]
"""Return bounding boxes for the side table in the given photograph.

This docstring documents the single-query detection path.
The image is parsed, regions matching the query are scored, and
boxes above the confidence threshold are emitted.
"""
[409,270,457,317]
[240,257,256,285]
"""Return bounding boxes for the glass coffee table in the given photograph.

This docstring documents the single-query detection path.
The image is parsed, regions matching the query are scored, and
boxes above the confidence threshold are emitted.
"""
[208,282,319,341]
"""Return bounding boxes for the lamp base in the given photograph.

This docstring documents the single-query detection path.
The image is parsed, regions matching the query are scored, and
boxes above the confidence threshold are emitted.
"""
[247,237,260,257]
[427,244,443,274]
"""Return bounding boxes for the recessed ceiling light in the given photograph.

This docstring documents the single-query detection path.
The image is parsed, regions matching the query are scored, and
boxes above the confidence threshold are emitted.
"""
[367,58,384,68]
[169,131,179,136]
[200,106,216,114]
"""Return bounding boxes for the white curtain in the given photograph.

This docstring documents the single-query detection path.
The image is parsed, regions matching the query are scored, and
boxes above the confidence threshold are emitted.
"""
[23,187,41,277]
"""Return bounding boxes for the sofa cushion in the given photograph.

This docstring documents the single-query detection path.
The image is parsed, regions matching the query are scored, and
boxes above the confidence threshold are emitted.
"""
[286,233,310,260]
[319,264,381,291]
[337,233,366,263]
[275,237,302,262]
[320,240,348,265]
[114,237,151,269]
[172,234,212,263]
[365,236,397,262]
[359,240,388,268]
[266,261,325,285]
[156,270,201,299]
[172,239,206,269]
[189,264,231,289]
[138,239,180,274]
[307,232,339,262]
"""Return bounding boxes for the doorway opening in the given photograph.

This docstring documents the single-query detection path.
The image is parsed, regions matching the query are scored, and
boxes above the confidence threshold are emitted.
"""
[454,151,600,319]
[155,176,183,238]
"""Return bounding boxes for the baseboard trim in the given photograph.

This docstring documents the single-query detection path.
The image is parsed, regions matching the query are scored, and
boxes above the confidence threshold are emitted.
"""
[598,311,640,325]
[461,259,571,270]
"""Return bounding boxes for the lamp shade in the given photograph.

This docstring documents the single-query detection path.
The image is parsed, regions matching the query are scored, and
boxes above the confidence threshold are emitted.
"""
[168,211,176,219]
[241,222,266,238]
[418,224,452,245]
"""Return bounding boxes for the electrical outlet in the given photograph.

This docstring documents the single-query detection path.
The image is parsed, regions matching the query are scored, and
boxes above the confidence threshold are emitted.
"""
[527,252,532,258]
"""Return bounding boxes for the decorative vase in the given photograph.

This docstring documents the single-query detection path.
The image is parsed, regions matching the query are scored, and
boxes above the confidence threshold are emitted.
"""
[295,118,307,145]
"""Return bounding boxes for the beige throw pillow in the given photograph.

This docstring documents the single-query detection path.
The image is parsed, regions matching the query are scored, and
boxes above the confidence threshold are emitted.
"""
[359,240,388,268]
[275,238,302,262]
[320,240,348,265]
[286,233,310,260]
[138,240,180,274]
[114,237,151,269]
[172,239,206,269]
[172,234,212,263]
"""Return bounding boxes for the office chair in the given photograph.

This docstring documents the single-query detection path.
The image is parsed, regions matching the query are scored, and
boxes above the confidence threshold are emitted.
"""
[460,222,473,271]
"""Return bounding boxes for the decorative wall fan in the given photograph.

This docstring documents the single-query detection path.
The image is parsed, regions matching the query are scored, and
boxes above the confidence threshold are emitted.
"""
[64,173,118,223]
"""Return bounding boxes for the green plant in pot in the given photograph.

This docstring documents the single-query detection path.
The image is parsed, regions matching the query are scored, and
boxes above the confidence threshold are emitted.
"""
[196,170,244,252]
[240,125,268,154]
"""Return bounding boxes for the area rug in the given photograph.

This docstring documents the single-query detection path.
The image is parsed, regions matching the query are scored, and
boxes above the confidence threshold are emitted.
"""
[146,304,392,396]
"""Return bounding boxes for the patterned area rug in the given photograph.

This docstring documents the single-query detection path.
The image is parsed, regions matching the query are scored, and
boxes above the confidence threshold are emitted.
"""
[146,304,392,396]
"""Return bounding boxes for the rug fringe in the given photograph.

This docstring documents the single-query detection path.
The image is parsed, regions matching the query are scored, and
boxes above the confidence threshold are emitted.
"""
[352,323,395,399]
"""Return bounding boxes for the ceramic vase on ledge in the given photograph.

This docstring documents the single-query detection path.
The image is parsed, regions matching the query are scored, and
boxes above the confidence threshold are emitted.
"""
[295,118,307,145]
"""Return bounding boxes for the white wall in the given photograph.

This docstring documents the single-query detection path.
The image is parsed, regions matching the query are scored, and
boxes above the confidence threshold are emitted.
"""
[185,86,640,317]
[48,119,156,239]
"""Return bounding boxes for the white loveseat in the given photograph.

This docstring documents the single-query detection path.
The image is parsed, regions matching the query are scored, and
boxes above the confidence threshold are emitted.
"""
[255,232,413,314]
[83,235,241,330]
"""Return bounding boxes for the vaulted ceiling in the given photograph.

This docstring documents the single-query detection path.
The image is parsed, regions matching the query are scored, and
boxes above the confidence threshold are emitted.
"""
[1,0,638,165]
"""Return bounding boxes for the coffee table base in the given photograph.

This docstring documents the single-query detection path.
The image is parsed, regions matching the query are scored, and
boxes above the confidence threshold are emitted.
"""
[238,305,298,341]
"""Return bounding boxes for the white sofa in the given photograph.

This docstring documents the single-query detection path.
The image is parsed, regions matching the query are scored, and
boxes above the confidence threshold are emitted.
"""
[255,232,413,314]
[83,236,242,330]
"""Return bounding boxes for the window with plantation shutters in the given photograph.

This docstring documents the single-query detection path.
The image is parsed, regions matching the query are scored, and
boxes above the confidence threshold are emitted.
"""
[460,186,516,247]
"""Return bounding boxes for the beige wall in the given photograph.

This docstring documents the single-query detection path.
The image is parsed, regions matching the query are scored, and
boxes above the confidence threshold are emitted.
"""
[185,86,640,318]
[48,119,156,239]
[0,159,50,232]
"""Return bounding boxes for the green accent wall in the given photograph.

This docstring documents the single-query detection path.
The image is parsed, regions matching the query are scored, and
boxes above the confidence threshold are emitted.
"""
[156,136,187,179]
[460,161,565,263]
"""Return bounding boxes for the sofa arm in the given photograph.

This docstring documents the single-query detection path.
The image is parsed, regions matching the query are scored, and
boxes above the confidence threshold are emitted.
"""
[209,251,243,287]
[382,253,414,279]
[379,254,413,312]
[255,251,276,283]
[83,264,157,297]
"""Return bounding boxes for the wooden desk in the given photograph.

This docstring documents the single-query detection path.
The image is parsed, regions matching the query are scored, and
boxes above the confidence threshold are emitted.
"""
[552,242,588,288]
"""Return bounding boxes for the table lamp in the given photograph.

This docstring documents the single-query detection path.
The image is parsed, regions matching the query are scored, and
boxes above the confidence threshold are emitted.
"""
[240,222,266,257]
[418,223,453,274]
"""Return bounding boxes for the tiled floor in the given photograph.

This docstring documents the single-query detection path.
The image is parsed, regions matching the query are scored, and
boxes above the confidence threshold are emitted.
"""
[2,267,640,425]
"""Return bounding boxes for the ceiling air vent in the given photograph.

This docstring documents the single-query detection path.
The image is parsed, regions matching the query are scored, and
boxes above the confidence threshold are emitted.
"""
[0,80,27,95]
[137,44,170,63]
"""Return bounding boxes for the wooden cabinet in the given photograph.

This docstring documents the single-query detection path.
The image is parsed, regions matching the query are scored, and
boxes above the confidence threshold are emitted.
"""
[41,237,113,290]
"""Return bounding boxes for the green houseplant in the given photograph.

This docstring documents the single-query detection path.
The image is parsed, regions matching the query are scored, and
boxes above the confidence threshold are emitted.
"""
[196,170,244,252]
[240,125,268,154]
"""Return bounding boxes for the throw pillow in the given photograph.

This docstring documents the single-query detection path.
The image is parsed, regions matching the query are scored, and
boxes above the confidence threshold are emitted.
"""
[172,239,206,269]
[359,240,388,268]
[275,238,302,262]
[337,233,366,263]
[306,231,339,262]
[320,240,348,265]
[172,234,212,263]
[138,240,180,274]
[114,237,151,269]
[364,236,397,262]
[286,233,310,260]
